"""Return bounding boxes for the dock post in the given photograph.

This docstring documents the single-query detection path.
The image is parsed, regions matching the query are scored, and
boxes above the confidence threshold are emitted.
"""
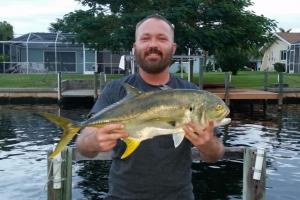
[278,72,283,109]
[263,70,268,91]
[57,72,62,104]
[99,72,106,92]
[47,147,72,200]
[224,72,231,106]
[198,60,204,90]
[243,148,266,200]
[93,72,98,100]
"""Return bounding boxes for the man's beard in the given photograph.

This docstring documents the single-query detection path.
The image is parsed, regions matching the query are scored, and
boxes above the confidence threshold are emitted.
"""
[135,47,173,74]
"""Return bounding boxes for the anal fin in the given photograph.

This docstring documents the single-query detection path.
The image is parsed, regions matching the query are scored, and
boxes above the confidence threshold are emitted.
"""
[121,137,140,159]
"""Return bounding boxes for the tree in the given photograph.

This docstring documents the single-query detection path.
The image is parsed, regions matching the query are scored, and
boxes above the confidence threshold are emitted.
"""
[0,21,13,41]
[215,47,249,75]
[50,0,277,72]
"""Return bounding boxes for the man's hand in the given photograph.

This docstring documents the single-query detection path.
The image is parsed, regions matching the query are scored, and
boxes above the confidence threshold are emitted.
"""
[76,124,129,158]
[183,121,224,163]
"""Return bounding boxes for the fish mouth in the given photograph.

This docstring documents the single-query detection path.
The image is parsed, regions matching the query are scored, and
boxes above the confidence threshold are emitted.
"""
[215,118,231,127]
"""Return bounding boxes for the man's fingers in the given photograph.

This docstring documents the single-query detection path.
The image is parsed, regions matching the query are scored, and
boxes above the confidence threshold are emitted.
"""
[183,126,198,140]
[100,123,125,132]
[98,132,129,141]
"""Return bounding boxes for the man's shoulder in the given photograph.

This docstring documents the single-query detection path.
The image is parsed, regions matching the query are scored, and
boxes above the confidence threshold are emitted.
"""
[170,75,199,89]
[105,74,137,90]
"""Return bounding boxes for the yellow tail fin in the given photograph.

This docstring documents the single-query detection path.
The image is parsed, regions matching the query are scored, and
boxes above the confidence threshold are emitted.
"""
[121,137,141,159]
[40,112,81,159]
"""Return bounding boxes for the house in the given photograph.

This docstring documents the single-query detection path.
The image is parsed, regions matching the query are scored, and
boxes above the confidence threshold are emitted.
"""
[261,32,300,73]
[0,32,124,74]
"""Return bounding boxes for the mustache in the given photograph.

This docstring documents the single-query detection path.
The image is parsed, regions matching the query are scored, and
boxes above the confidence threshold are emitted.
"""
[145,47,163,57]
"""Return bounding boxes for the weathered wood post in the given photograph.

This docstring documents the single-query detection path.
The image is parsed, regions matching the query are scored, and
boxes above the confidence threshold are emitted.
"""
[99,72,106,92]
[224,72,231,106]
[57,72,62,104]
[243,148,266,200]
[263,70,268,91]
[47,147,73,200]
[47,146,266,199]
[93,72,98,100]
[278,72,283,109]
[262,70,269,115]
[198,58,204,90]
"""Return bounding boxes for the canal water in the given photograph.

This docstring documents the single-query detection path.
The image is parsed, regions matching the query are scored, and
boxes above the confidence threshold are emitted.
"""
[0,104,299,200]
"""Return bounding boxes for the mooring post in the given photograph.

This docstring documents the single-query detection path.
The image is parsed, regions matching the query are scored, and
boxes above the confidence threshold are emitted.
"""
[263,70,268,91]
[57,72,62,104]
[93,72,98,100]
[278,72,283,109]
[243,148,266,200]
[224,72,231,106]
[47,147,72,200]
[99,72,106,92]
[198,60,204,90]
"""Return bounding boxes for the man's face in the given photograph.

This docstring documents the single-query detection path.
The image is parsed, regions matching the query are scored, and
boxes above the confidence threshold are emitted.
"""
[134,18,176,74]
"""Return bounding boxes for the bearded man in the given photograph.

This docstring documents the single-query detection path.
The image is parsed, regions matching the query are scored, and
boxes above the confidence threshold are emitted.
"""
[76,14,224,200]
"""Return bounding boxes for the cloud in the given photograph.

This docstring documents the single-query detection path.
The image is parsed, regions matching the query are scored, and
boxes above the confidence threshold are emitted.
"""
[0,0,87,35]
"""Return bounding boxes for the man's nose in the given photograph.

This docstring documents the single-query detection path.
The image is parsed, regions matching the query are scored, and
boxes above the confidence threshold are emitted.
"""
[147,38,159,48]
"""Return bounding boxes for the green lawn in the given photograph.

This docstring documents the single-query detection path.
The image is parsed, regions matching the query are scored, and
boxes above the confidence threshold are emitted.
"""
[0,73,122,88]
[0,71,299,88]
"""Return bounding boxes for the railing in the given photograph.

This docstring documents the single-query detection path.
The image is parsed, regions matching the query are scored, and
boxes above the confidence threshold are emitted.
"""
[47,146,266,200]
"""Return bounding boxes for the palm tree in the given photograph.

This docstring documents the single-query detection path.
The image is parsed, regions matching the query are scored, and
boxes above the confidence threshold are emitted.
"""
[278,27,292,33]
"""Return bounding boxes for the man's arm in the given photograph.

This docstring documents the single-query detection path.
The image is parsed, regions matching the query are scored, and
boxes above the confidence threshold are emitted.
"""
[183,121,224,163]
[76,124,129,158]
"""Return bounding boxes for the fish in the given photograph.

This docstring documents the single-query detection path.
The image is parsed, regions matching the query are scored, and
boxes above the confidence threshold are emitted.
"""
[40,83,230,160]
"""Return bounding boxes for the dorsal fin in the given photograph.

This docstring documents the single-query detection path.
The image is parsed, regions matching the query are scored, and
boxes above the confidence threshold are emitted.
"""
[123,83,143,97]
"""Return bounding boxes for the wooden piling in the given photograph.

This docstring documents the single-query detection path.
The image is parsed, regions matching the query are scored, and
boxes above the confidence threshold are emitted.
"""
[47,146,266,199]
[224,72,231,106]
[278,72,283,109]
[99,72,106,92]
[198,62,204,90]
[243,148,266,200]
[57,72,62,104]
[263,70,268,91]
[93,72,98,100]
[47,147,73,200]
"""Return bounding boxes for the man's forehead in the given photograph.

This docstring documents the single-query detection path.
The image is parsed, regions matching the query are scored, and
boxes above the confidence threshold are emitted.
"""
[136,18,173,36]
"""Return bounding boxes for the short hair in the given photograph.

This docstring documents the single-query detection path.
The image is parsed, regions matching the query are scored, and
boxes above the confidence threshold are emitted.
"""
[135,14,175,41]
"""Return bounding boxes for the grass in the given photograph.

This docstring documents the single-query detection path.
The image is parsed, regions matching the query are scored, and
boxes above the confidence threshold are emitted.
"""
[0,73,123,88]
[0,71,299,89]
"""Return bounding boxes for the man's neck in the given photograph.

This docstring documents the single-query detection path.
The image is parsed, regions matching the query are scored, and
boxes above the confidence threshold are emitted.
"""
[139,68,170,86]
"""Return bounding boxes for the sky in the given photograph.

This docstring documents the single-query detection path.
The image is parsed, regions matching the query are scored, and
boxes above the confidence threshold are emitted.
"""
[0,0,300,37]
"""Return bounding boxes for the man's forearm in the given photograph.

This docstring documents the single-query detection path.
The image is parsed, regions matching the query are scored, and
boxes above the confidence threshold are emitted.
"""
[76,131,99,158]
[197,137,225,163]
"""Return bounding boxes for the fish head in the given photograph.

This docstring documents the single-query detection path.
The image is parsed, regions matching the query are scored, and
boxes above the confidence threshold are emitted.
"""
[194,91,230,126]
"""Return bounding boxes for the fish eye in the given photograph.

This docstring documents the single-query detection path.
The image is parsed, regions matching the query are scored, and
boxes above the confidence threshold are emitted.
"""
[216,104,223,111]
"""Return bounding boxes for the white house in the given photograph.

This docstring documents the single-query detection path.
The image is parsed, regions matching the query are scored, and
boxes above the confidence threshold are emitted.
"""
[261,32,300,73]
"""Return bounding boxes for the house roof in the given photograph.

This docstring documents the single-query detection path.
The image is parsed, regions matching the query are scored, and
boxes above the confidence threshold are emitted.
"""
[276,32,300,44]
[11,32,76,43]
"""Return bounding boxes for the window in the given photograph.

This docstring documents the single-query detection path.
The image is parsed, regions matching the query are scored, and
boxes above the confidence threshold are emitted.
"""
[280,50,287,61]
[44,51,76,72]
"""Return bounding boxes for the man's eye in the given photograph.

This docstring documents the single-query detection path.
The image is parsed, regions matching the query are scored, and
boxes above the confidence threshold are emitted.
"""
[141,37,149,41]
[158,37,167,41]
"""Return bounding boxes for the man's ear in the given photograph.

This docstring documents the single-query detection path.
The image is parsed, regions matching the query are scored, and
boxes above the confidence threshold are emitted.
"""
[172,43,177,54]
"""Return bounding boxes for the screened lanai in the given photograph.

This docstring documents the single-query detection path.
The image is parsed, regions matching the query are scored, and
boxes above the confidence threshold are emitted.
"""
[287,41,300,73]
[0,32,124,74]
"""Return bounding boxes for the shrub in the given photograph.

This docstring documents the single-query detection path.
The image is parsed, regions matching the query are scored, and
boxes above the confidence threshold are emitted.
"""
[273,62,285,72]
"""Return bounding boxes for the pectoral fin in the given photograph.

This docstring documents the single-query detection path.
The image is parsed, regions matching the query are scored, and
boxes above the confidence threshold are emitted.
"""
[121,137,141,159]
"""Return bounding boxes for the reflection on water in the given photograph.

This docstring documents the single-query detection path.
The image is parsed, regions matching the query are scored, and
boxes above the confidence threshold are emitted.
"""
[0,104,299,200]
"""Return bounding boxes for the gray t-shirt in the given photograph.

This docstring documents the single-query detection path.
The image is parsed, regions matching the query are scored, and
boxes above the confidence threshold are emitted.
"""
[90,74,199,200]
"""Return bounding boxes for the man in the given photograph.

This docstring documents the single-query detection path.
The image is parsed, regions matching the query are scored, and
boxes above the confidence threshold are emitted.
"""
[76,14,224,200]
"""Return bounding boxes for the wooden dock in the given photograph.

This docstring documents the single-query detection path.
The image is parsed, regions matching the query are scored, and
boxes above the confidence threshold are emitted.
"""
[206,88,279,100]
[47,146,266,200]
